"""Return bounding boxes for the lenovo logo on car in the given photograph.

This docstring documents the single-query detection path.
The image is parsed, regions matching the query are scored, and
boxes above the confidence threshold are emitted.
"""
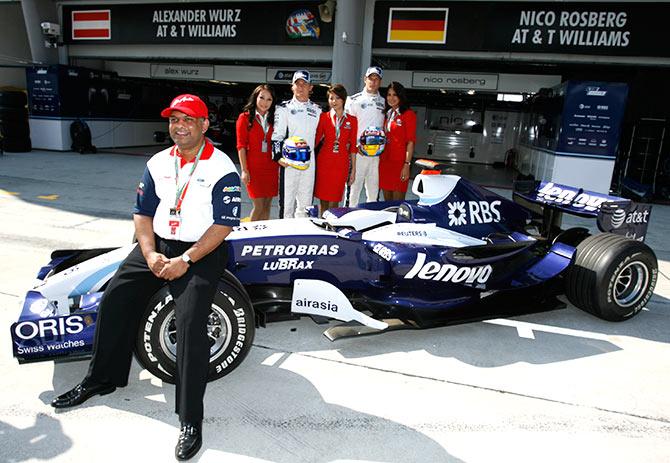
[537,182,613,212]
[404,253,492,284]
[13,315,85,340]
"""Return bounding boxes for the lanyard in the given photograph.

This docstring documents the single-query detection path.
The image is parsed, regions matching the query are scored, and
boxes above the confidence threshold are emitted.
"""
[173,142,205,213]
[386,108,397,132]
[255,113,269,141]
[331,110,345,141]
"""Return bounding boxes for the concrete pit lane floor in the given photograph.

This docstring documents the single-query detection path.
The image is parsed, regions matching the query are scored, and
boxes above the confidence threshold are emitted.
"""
[1,150,669,462]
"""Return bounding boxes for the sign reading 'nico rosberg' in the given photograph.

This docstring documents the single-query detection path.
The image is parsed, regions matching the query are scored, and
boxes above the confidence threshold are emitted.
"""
[374,1,670,57]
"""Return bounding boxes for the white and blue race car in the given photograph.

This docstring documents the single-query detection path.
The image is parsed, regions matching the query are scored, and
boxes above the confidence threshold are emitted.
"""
[10,161,658,383]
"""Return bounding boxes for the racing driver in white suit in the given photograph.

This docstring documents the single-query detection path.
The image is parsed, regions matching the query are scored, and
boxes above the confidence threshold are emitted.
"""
[344,66,386,207]
[272,70,322,218]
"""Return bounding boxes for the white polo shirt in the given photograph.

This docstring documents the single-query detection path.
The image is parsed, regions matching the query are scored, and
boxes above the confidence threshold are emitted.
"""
[134,141,240,242]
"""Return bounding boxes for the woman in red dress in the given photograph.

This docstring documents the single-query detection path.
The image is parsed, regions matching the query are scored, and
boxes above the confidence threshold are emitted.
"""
[379,81,416,201]
[314,84,358,214]
[236,84,277,221]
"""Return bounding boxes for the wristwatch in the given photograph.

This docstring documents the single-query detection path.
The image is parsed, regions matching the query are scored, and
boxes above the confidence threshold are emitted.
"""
[181,253,193,265]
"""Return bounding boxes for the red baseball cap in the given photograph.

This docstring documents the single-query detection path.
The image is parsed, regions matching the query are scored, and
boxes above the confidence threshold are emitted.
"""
[160,94,208,118]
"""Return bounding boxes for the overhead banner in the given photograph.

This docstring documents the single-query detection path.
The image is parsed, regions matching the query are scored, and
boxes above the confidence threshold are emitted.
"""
[374,1,670,57]
[63,2,334,45]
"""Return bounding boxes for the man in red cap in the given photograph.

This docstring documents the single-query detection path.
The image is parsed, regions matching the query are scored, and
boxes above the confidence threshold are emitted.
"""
[51,94,240,460]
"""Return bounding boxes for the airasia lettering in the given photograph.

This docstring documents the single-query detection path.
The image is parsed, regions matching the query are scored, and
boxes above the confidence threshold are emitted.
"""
[404,253,492,284]
[295,298,338,312]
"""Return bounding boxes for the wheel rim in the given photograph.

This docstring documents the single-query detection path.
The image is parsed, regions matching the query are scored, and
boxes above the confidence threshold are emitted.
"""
[158,303,233,363]
[613,261,649,308]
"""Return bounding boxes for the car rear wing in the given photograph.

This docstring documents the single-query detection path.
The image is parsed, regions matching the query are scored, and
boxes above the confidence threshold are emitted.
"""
[513,180,652,242]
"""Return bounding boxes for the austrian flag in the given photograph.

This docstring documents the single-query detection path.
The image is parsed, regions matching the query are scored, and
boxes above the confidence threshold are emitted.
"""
[71,10,111,40]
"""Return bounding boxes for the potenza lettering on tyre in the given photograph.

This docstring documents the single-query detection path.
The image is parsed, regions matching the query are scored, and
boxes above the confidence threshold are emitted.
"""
[404,253,492,284]
[142,293,174,363]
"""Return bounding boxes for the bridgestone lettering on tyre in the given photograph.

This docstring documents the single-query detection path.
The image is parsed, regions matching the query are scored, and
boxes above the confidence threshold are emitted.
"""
[565,233,658,321]
[134,281,255,383]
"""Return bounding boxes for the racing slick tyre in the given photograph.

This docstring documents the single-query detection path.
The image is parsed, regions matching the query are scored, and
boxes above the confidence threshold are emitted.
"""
[565,233,657,321]
[134,275,255,384]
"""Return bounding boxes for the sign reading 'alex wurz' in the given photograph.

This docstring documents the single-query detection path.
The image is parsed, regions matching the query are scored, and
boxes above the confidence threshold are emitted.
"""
[62,1,334,45]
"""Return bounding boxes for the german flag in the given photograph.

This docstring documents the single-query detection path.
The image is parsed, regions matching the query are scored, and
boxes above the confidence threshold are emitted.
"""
[388,8,448,44]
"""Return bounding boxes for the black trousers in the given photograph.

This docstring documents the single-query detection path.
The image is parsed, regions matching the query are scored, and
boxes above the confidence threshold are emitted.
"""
[86,235,224,423]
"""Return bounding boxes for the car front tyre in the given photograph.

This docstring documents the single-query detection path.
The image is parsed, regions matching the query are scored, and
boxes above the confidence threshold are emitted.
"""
[134,280,255,383]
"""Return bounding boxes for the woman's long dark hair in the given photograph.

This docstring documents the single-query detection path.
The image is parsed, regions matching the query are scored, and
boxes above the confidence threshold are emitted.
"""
[243,84,276,129]
[385,81,410,114]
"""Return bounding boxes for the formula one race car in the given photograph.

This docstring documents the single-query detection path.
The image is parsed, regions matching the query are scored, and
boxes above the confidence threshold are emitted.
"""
[10,160,658,384]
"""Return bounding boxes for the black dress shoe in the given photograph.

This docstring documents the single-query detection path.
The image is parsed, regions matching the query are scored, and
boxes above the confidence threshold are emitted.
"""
[51,381,116,409]
[175,422,202,461]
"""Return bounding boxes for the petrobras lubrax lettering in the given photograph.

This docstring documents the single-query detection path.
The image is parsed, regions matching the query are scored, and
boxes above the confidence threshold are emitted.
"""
[262,258,314,271]
[241,244,339,257]
[536,182,613,212]
[404,253,492,284]
[13,315,85,340]
[294,297,338,312]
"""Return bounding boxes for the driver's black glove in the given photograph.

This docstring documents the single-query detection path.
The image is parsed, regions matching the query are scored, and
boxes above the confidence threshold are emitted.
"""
[272,141,284,162]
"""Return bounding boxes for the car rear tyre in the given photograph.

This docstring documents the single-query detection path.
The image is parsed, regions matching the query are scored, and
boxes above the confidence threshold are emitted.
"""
[565,233,657,321]
[134,278,255,384]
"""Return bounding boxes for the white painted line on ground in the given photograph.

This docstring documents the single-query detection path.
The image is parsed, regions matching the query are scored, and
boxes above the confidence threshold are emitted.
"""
[484,318,611,341]
[261,352,285,366]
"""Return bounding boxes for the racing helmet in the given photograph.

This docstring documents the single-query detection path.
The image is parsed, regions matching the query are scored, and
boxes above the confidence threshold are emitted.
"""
[282,136,311,170]
[358,126,386,157]
[286,9,321,39]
